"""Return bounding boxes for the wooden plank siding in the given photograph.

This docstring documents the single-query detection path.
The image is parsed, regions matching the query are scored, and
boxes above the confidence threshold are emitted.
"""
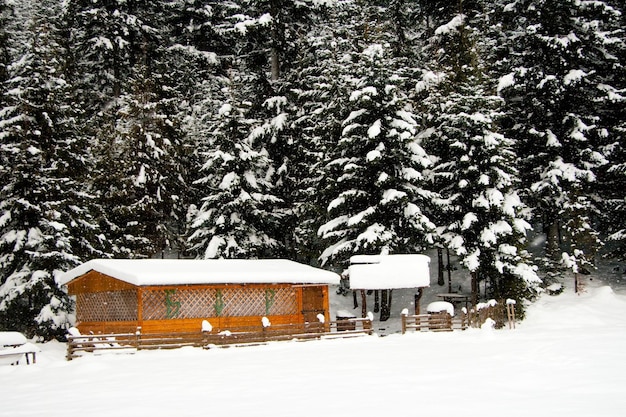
[67,272,330,335]
[74,321,139,335]
[67,271,136,293]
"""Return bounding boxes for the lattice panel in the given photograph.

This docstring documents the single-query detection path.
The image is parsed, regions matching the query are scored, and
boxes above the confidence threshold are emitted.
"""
[141,286,299,320]
[221,287,265,317]
[267,287,298,316]
[141,290,166,320]
[142,288,216,320]
[222,287,298,317]
[77,290,138,322]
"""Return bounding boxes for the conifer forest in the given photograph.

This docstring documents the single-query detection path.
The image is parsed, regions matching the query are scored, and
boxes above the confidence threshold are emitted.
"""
[0,0,625,338]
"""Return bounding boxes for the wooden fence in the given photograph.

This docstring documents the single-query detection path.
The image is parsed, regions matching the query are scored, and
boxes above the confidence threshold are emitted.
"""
[66,318,372,360]
[401,299,516,334]
[464,300,516,329]
[401,312,462,333]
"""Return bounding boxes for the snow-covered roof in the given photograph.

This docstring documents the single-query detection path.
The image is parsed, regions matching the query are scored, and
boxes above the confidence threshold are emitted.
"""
[58,259,340,287]
[348,254,430,290]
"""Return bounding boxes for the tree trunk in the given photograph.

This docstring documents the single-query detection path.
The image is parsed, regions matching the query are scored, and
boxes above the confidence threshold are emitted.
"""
[437,248,445,286]
[446,248,453,293]
[270,47,279,81]
[269,0,280,81]
[380,289,391,321]
[546,220,560,261]
[360,290,367,318]
[470,271,478,307]
[374,290,380,313]
[414,288,423,315]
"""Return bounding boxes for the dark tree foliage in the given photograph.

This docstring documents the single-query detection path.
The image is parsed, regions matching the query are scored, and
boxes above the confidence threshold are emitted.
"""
[0,1,106,338]
[0,0,11,83]
[1,0,625,336]
[497,0,623,277]
[187,77,283,259]
[417,6,539,306]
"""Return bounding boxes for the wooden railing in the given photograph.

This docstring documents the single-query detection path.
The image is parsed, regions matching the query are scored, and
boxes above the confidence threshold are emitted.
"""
[401,299,517,334]
[66,318,373,360]
[401,312,464,333]
[462,300,515,329]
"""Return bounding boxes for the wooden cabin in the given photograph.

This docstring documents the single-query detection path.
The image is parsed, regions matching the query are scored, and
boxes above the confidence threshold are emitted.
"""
[58,259,340,335]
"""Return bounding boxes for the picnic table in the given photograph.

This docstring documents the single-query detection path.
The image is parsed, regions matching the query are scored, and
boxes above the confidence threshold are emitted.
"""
[0,332,39,365]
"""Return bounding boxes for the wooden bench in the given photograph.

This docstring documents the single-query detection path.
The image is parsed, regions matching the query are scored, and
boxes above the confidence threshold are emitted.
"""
[0,332,39,365]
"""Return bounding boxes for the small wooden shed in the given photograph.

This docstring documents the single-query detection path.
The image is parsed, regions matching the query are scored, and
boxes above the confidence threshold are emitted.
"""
[58,259,340,335]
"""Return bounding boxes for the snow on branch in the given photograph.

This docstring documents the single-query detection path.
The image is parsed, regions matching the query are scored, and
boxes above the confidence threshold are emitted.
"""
[434,14,465,36]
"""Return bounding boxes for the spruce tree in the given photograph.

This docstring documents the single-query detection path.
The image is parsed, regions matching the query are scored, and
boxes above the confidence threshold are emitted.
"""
[237,1,329,262]
[418,7,540,304]
[0,0,10,84]
[497,0,622,283]
[0,1,105,338]
[286,0,358,264]
[594,0,626,262]
[187,78,283,259]
[93,64,189,258]
[318,43,436,319]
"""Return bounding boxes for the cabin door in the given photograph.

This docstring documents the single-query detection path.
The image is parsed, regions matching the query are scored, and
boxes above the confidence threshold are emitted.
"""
[301,286,325,323]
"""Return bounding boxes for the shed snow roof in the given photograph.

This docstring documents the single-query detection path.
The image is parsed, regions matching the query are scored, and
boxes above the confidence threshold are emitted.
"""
[348,254,430,290]
[58,259,340,287]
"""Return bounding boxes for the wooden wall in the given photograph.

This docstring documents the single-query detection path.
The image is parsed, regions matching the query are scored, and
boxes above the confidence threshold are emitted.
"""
[67,273,330,335]
[67,271,136,294]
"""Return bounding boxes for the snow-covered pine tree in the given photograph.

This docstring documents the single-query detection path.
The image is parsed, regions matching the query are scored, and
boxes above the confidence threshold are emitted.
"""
[187,77,283,259]
[93,62,189,258]
[416,0,483,38]
[233,0,326,81]
[600,48,626,260]
[159,0,246,258]
[163,0,235,103]
[67,1,193,259]
[418,9,540,305]
[0,1,106,338]
[200,0,330,262]
[284,1,360,265]
[497,0,622,284]
[593,0,626,262]
[0,0,10,84]
[166,0,236,58]
[259,2,337,263]
[602,140,626,261]
[318,43,436,309]
[66,0,160,106]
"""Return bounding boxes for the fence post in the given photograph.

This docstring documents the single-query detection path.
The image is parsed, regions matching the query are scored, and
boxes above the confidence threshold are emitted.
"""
[262,316,271,342]
[401,309,408,334]
[135,327,142,350]
[66,337,74,361]
[363,319,372,334]
[506,299,516,329]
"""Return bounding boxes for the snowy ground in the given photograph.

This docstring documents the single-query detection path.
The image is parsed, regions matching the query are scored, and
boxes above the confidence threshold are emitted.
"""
[2,262,626,416]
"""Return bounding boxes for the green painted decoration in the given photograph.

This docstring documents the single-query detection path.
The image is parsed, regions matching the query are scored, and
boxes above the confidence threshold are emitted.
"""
[164,289,181,319]
[214,289,224,316]
[265,288,276,315]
